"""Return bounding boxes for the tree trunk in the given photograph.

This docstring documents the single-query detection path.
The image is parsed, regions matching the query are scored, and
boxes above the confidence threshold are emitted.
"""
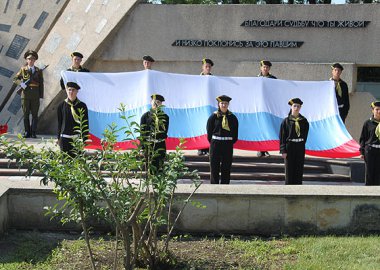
[79,202,96,270]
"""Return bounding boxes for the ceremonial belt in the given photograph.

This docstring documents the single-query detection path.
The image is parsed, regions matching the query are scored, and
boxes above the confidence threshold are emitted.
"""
[61,134,79,139]
[288,138,304,142]
[370,144,380,149]
[212,135,233,141]
[338,104,344,108]
[147,138,165,143]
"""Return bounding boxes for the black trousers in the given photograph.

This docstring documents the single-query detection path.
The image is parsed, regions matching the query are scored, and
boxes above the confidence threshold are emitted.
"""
[339,108,348,124]
[364,146,380,186]
[145,142,166,174]
[284,142,305,185]
[209,140,233,184]
[59,137,76,158]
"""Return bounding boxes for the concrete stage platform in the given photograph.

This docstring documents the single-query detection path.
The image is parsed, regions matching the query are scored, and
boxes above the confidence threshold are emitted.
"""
[2,135,378,236]
[1,176,380,236]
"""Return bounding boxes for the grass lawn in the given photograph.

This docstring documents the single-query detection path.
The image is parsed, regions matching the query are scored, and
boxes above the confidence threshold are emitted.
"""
[0,231,379,269]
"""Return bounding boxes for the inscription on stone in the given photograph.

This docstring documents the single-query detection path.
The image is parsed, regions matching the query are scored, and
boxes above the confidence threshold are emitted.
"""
[46,32,62,54]
[17,0,24,9]
[5,35,30,60]
[66,32,81,51]
[34,11,49,30]
[96,18,108,34]
[3,0,10,13]
[18,14,27,26]
[241,20,370,28]
[0,66,14,78]
[0,24,11,32]
[8,95,22,115]
[172,40,303,48]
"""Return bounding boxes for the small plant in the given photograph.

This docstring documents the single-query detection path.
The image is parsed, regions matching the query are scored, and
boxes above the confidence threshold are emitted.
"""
[0,105,201,270]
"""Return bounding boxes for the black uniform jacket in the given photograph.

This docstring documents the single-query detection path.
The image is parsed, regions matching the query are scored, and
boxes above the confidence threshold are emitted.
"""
[140,108,169,142]
[279,114,309,154]
[359,117,380,155]
[333,79,350,116]
[258,73,277,79]
[207,111,239,144]
[57,99,89,139]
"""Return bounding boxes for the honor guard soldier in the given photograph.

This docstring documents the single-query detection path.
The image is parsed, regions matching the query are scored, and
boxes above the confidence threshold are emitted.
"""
[257,60,277,157]
[140,94,169,173]
[142,55,155,70]
[60,52,90,90]
[258,60,277,79]
[13,50,44,138]
[279,98,309,185]
[330,63,350,123]
[200,58,213,76]
[207,95,239,184]
[198,58,214,156]
[359,101,380,186]
[57,82,89,157]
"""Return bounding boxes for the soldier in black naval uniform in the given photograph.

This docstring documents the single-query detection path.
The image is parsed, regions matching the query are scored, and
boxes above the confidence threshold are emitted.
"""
[60,52,90,90]
[207,95,239,184]
[142,55,155,70]
[13,50,44,138]
[198,58,214,156]
[359,101,380,186]
[140,94,169,173]
[258,60,277,79]
[257,60,277,157]
[279,98,309,185]
[57,82,89,157]
[330,63,350,123]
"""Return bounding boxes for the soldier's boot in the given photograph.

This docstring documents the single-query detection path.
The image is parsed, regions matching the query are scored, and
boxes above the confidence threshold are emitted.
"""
[23,118,31,138]
[31,118,38,138]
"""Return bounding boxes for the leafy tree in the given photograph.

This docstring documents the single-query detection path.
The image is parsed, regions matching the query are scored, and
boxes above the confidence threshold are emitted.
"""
[0,105,201,270]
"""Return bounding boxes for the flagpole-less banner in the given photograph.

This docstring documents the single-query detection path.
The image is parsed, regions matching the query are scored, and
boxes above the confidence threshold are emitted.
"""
[61,70,360,158]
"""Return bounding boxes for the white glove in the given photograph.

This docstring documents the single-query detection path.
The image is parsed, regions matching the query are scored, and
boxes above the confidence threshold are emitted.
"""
[20,82,27,89]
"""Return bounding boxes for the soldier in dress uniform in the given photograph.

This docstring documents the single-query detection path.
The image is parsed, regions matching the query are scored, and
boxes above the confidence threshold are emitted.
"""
[198,58,214,156]
[279,98,309,185]
[142,55,155,70]
[57,82,89,157]
[60,52,90,90]
[257,60,277,158]
[207,95,239,184]
[13,50,44,138]
[359,101,380,186]
[258,60,277,79]
[330,63,350,123]
[140,94,169,173]
[200,58,213,76]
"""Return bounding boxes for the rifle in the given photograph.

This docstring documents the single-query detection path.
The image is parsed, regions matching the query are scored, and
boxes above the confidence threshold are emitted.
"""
[16,64,49,95]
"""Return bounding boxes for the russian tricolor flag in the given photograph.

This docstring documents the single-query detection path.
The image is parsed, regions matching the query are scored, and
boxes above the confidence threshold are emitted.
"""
[62,70,360,158]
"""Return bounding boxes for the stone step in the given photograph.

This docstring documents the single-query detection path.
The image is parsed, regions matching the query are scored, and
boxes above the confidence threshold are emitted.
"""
[0,153,351,183]
[0,168,44,177]
[195,171,350,182]
[184,161,328,173]
[0,167,349,182]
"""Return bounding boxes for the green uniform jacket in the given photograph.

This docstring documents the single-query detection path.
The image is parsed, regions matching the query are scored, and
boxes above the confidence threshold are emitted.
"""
[13,66,44,98]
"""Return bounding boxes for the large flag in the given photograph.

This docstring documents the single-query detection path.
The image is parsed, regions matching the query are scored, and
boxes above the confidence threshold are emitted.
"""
[62,70,360,158]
